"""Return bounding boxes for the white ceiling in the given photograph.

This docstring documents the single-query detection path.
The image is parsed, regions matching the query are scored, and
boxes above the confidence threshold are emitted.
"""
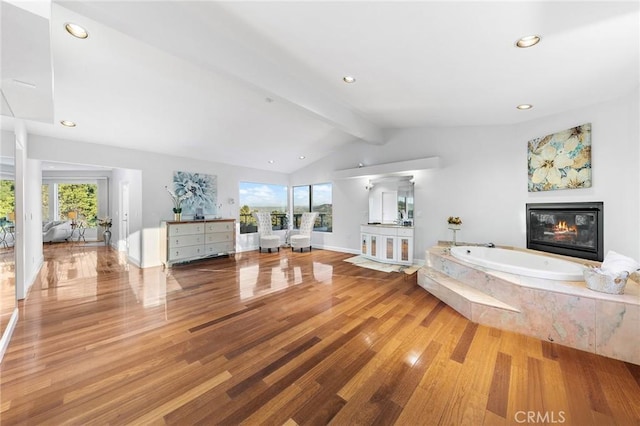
[1,1,638,173]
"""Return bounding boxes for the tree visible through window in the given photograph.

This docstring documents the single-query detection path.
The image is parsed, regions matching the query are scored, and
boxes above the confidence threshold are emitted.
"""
[239,182,288,234]
[57,184,98,227]
[0,180,15,222]
[293,183,332,232]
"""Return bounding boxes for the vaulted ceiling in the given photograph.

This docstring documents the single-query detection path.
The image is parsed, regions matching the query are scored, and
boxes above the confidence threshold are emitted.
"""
[2,1,638,172]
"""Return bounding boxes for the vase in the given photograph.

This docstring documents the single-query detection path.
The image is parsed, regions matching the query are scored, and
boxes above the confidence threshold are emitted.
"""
[103,229,111,246]
[174,213,182,221]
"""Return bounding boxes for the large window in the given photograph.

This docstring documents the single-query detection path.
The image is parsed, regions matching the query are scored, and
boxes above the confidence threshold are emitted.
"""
[0,180,15,224]
[293,183,332,232]
[239,182,288,234]
[57,184,98,226]
[42,182,99,227]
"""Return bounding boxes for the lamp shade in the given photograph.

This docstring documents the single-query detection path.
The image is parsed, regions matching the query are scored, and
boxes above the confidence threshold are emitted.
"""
[68,211,77,220]
[8,212,15,221]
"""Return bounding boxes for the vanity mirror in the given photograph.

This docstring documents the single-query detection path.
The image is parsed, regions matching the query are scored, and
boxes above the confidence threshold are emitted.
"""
[368,176,414,225]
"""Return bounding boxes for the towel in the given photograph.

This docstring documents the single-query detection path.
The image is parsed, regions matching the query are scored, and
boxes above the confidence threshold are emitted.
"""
[601,250,640,275]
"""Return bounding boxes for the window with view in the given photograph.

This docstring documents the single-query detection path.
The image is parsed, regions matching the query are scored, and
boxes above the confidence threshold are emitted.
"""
[239,182,288,234]
[293,183,332,232]
[42,183,99,227]
[0,180,15,224]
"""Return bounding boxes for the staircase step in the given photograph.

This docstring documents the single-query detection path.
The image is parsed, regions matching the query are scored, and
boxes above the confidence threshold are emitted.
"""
[418,267,519,321]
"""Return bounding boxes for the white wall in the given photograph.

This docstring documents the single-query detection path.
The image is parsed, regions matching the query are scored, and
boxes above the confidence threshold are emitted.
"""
[28,135,290,267]
[23,91,639,267]
[292,92,639,261]
[24,158,43,294]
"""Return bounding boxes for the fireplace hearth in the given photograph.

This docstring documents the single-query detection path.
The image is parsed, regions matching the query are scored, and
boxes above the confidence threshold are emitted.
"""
[526,202,603,261]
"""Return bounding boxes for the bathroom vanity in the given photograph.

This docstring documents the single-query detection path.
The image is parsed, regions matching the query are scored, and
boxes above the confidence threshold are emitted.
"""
[361,175,415,265]
[360,224,414,265]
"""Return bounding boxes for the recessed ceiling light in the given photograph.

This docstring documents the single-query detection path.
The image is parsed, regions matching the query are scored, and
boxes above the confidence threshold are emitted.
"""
[342,76,356,84]
[515,35,541,48]
[268,160,274,164]
[299,156,306,160]
[65,23,88,39]
[60,120,76,127]
[516,104,533,110]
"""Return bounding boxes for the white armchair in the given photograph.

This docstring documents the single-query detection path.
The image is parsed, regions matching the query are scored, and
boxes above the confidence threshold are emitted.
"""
[254,212,281,253]
[291,212,318,252]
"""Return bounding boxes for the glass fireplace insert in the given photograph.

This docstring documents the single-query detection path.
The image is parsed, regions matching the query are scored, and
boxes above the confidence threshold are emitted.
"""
[526,202,603,261]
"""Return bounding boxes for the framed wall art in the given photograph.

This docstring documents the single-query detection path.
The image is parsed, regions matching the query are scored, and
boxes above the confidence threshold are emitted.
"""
[172,171,218,215]
[527,123,592,192]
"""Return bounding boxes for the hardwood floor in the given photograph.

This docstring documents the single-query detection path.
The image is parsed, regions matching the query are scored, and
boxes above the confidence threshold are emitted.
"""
[1,244,639,425]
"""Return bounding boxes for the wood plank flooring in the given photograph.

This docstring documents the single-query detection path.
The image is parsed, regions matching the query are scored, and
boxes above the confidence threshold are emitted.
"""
[1,244,639,425]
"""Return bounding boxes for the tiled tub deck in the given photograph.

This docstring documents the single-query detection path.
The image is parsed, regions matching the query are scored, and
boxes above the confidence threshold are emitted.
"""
[418,246,639,365]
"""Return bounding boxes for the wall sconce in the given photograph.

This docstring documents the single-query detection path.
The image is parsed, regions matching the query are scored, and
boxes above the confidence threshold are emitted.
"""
[365,181,374,191]
[409,177,415,185]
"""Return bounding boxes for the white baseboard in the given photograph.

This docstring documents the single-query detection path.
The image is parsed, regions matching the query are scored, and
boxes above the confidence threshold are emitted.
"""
[0,308,19,363]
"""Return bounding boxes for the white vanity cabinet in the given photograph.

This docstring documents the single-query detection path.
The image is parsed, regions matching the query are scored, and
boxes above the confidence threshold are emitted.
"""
[360,225,413,265]
[161,219,235,266]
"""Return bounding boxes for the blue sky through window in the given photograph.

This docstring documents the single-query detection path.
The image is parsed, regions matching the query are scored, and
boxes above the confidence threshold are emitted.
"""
[239,182,287,209]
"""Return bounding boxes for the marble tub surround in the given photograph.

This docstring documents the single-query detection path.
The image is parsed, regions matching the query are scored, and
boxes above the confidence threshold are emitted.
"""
[418,245,639,365]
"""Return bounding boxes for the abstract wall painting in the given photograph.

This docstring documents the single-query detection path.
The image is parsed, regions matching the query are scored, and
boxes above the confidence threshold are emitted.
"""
[527,123,592,192]
[172,171,217,215]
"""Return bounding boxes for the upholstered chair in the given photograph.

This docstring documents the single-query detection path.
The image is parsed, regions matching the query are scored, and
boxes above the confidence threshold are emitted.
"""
[290,212,318,252]
[253,212,281,252]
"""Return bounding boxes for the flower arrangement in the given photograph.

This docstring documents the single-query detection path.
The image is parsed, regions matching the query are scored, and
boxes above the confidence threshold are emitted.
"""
[165,185,192,213]
[98,217,112,228]
[447,216,462,225]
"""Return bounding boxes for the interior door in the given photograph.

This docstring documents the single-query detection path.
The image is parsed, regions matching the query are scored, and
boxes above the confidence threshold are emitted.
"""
[120,182,130,253]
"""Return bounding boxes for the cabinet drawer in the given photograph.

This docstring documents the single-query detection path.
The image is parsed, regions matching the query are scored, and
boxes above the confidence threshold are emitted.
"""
[205,232,232,244]
[378,227,398,236]
[168,223,204,236]
[397,228,414,237]
[168,245,204,261]
[205,222,233,233]
[205,241,234,255]
[168,234,204,248]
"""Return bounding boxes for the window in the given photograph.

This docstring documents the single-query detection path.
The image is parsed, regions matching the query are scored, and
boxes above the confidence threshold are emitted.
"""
[0,180,15,223]
[43,182,99,227]
[42,184,49,221]
[239,182,288,234]
[292,183,332,232]
[57,183,98,226]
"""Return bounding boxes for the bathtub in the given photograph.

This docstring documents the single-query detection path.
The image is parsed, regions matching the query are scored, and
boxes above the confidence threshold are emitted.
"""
[449,246,586,281]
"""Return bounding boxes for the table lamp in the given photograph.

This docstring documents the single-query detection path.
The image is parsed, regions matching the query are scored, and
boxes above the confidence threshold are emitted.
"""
[8,211,15,222]
[68,211,77,223]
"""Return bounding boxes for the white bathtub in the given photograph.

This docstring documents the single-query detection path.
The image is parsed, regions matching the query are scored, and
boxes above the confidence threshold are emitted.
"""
[449,246,586,281]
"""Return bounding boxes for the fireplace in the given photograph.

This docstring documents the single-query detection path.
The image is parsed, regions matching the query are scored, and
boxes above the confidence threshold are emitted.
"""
[526,202,603,261]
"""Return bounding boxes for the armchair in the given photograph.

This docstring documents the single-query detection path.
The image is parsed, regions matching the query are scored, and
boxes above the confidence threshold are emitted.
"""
[290,212,318,252]
[253,212,281,253]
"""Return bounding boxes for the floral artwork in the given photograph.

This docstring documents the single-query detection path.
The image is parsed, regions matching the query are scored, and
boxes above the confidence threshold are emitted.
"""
[527,123,592,192]
[172,171,217,215]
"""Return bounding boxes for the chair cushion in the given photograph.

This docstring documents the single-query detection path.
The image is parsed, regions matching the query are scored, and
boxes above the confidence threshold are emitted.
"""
[290,235,311,248]
[260,235,281,248]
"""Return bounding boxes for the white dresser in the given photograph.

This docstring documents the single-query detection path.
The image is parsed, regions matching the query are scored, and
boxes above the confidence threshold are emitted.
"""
[360,224,414,265]
[160,219,235,266]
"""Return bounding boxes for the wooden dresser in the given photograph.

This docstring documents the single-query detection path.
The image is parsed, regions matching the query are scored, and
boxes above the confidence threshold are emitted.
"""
[160,219,235,267]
